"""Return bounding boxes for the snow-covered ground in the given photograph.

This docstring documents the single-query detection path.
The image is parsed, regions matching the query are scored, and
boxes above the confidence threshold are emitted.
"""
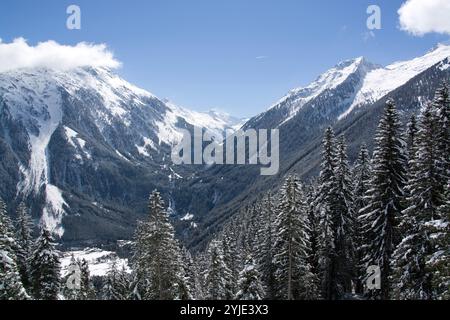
[60,248,130,277]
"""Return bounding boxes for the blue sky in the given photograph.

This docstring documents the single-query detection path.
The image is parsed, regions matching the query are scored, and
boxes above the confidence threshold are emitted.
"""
[0,0,449,117]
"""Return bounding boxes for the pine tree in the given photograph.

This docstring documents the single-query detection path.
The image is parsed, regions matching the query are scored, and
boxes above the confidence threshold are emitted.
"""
[14,202,34,290]
[181,247,203,300]
[305,183,321,295]
[273,176,318,300]
[352,144,371,295]
[235,253,265,300]
[132,190,189,300]
[29,228,61,300]
[0,198,29,300]
[316,127,340,299]
[205,239,230,300]
[222,232,239,299]
[79,259,96,300]
[360,100,406,300]
[103,261,130,300]
[331,136,355,296]
[255,193,277,299]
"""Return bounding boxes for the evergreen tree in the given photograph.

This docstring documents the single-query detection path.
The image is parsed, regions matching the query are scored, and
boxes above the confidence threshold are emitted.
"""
[205,239,230,300]
[305,184,321,294]
[0,198,29,300]
[14,202,34,290]
[222,233,239,299]
[79,259,96,300]
[255,193,277,299]
[29,227,61,300]
[132,191,189,300]
[103,261,130,300]
[181,247,203,300]
[360,100,406,300]
[273,176,318,300]
[352,144,371,295]
[235,253,265,300]
[316,127,340,299]
[331,136,355,296]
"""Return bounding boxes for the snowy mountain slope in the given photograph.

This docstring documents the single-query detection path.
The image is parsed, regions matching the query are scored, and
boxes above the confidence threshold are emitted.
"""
[0,66,241,240]
[339,43,450,119]
[249,44,450,131]
[265,57,381,125]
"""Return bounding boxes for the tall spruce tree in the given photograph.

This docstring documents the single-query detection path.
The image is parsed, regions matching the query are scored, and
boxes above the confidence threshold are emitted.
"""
[132,190,189,300]
[273,175,318,300]
[305,183,321,295]
[360,100,406,300]
[205,239,230,300]
[316,127,340,299]
[181,247,203,300]
[0,198,29,300]
[255,193,277,299]
[103,261,130,300]
[79,259,96,300]
[14,202,34,290]
[331,136,355,296]
[352,144,371,295]
[29,227,61,300]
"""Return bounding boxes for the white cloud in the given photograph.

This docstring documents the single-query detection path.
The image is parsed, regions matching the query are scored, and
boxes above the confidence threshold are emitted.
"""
[0,38,121,73]
[398,0,450,36]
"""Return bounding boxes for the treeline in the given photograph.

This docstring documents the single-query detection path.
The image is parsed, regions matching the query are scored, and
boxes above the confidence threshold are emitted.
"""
[0,84,448,300]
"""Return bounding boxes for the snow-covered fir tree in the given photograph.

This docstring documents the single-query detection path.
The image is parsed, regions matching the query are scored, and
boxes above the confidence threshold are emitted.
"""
[255,193,277,299]
[331,136,356,296]
[316,127,340,300]
[0,198,29,300]
[181,247,203,300]
[360,100,407,300]
[222,232,239,299]
[103,260,130,300]
[352,144,371,294]
[273,175,318,300]
[235,253,265,300]
[205,239,231,300]
[132,190,189,300]
[79,259,96,300]
[14,202,34,291]
[29,227,61,300]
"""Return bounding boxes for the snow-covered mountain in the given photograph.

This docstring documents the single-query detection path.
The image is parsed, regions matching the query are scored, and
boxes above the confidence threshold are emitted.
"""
[0,66,241,241]
[248,44,450,130]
